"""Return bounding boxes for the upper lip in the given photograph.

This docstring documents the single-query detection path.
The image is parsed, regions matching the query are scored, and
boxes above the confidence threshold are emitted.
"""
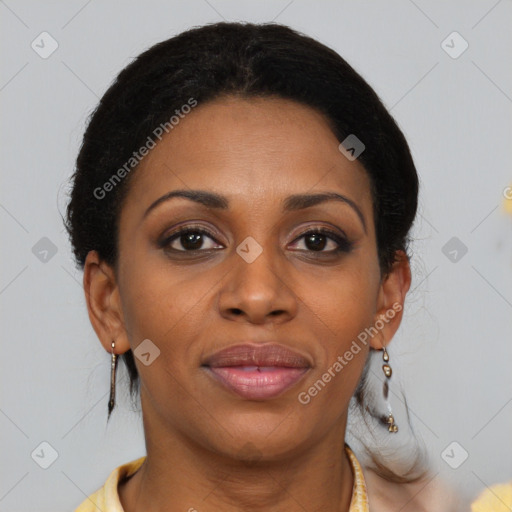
[202,343,312,368]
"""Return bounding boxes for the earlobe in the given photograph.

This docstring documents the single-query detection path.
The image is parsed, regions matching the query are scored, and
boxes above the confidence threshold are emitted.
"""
[82,250,131,355]
[369,251,411,350]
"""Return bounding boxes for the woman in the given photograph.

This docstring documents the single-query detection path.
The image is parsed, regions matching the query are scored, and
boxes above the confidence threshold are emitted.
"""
[65,21,464,511]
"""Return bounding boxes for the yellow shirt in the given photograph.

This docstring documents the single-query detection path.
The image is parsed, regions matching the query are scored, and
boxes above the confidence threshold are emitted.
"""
[470,481,512,512]
[75,443,369,511]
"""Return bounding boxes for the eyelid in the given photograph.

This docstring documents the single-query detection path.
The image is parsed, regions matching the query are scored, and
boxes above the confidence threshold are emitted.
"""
[293,224,348,241]
[158,223,221,247]
[161,220,348,241]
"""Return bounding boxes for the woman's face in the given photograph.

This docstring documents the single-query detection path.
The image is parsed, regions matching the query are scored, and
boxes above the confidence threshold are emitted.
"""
[87,96,405,460]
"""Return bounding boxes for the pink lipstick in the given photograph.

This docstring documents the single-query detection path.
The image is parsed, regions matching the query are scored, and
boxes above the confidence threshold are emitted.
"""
[202,343,311,400]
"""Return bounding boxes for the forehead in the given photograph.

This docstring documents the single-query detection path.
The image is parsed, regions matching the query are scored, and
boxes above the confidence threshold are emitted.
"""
[121,96,373,220]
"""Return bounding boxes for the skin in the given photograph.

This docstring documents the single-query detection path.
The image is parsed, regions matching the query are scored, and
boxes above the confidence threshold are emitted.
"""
[83,96,411,512]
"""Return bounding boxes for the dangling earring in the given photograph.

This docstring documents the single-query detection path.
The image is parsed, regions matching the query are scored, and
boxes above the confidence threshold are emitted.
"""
[381,346,398,433]
[108,340,118,419]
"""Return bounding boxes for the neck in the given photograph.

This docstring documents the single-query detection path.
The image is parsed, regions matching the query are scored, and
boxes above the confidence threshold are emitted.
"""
[119,405,354,512]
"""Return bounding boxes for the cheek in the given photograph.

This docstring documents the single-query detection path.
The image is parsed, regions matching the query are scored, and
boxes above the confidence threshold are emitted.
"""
[298,276,374,411]
[299,259,379,395]
[306,261,380,332]
[119,261,212,368]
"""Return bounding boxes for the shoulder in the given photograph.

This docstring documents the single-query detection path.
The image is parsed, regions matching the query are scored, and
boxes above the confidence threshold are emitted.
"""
[363,466,470,512]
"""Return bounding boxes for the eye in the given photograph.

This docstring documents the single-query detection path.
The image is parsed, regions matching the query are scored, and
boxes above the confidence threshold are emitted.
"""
[290,228,353,254]
[159,226,222,252]
[159,226,353,255]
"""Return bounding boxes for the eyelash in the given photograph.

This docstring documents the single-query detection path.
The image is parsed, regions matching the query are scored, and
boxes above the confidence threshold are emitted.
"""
[159,225,354,255]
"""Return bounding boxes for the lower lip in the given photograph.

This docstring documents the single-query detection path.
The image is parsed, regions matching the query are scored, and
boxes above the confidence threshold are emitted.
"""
[204,366,309,400]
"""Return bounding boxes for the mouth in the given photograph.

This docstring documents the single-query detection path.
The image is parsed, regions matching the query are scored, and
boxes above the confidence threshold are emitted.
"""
[201,343,311,400]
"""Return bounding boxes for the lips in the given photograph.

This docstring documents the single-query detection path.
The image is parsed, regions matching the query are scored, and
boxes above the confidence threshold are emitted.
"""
[202,343,311,400]
[203,343,312,368]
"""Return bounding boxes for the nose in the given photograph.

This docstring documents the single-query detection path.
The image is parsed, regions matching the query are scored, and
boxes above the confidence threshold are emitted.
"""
[217,242,298,324]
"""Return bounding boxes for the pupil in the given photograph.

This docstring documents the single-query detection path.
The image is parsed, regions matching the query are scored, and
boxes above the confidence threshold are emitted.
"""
[306,233,326,251]
[182,232,203,250]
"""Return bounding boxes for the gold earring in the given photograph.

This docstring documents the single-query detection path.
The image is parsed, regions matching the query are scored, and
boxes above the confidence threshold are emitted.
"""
[108,340,118,419]
[382,346,398,433]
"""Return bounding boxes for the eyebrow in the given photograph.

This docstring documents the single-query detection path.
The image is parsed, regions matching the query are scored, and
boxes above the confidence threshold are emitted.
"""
[143,189,367,232]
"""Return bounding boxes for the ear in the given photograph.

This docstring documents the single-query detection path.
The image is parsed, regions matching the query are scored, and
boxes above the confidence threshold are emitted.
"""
[82,250,131,355]
[369,250,412,351]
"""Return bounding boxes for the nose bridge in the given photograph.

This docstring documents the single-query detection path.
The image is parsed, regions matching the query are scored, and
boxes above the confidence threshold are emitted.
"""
[234,234,282,296]
[231,202,280,279]
[218,233,296,322]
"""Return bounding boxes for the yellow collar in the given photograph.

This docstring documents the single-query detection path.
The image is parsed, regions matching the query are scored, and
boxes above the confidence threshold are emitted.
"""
[345,443,370,512]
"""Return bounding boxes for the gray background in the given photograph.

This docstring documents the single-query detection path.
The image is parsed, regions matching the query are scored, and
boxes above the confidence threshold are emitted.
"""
[1,0,511,510]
